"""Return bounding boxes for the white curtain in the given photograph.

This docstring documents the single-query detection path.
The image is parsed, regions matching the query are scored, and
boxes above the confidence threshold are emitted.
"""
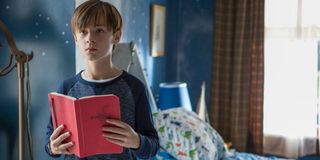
[264,0,320,158]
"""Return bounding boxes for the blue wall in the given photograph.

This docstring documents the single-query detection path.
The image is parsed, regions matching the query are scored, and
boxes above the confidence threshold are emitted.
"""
[165,0,214,110]
[111,0,168,111]
[109,0,214,111]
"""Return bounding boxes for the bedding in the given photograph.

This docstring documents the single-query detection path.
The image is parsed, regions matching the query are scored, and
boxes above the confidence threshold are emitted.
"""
[153,108,225,160]
[154,150,290,160]
[222,150,290,160]
[152,108,290,160]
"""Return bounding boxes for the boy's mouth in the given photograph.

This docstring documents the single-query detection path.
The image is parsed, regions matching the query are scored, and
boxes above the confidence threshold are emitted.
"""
[86,47,97,52]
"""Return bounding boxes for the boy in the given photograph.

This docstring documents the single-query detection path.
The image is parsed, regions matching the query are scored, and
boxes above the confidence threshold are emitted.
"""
[45,0,159,159]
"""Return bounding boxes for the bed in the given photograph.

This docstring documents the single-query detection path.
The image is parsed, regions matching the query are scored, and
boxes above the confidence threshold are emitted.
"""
[151,108,290,160]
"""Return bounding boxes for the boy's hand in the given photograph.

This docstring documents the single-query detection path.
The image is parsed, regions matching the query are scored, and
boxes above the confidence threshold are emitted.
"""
[49,124,74,155]
[102,119,140,149]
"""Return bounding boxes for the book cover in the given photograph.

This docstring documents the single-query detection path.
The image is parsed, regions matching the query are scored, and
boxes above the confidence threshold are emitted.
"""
[48,92,123,158]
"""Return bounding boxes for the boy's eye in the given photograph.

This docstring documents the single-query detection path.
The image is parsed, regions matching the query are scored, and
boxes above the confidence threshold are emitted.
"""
[79,30,87,35]
[97,28,105,33]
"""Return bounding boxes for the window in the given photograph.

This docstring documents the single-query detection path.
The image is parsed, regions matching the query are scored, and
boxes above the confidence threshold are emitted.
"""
[264,0,320,157]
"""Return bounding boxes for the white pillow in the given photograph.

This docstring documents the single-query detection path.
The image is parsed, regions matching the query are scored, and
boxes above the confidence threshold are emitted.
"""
[153,108,225,160]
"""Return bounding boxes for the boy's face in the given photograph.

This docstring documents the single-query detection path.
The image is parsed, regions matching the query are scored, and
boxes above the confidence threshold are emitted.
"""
[74,24,121,62]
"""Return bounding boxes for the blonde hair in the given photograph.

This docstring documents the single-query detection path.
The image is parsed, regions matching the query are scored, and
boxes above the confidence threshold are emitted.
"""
[71,0,122,34]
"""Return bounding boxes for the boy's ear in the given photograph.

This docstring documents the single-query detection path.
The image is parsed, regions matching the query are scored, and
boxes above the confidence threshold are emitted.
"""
[73,34,79,47]
[73,34,78,42]
[112,30,122,44]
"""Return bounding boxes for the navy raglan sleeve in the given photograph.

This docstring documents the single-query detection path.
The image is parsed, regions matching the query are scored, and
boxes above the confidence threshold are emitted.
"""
[130,85,160,159]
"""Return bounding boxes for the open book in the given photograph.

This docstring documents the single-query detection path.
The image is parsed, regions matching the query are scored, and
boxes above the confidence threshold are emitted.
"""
[48,92,123,158]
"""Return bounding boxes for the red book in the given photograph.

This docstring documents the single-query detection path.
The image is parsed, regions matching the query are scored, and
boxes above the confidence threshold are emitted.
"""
[48,92,123,158]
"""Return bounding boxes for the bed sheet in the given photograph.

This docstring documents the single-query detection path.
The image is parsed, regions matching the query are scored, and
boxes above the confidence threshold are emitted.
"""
[154,149,291,160]
[222,150,292,160]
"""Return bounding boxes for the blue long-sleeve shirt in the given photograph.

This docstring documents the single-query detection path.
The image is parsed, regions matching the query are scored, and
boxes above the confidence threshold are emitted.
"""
[45,70,159,159]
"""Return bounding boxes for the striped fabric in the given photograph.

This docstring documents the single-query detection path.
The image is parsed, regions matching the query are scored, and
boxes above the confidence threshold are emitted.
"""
[210,0,264,154]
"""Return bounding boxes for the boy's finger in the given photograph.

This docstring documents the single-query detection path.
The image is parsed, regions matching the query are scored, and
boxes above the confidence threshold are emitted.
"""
[50,125,64,141]
[102,126,126,135]
[104,137,124,146]
[58,141,74,151]
[54,132,70,145]
[106,119,128,128]
[102,132,126,141]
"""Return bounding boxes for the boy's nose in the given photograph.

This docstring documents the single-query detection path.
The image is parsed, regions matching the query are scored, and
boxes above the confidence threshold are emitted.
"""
[87,39,95,43]
[86,37,95,43]
[86,32,96,43]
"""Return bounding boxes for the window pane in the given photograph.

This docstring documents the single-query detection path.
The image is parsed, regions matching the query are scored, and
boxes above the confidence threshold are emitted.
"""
[265,0,298,28]
[264,39,317,137]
